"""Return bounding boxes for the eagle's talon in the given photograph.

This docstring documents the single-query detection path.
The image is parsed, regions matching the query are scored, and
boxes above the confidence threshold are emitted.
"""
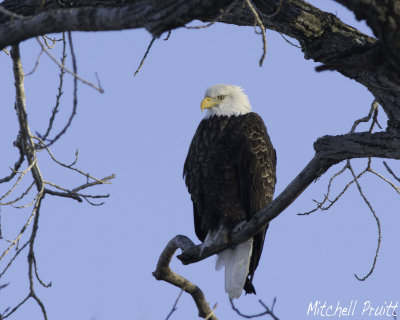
[233,221,247,234]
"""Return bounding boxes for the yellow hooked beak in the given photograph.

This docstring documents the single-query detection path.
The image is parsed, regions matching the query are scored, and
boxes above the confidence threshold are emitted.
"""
[201,97,218,111]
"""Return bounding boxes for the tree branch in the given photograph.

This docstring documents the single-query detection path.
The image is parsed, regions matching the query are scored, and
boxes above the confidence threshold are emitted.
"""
[1,0,400,127]
[153,235,218,320]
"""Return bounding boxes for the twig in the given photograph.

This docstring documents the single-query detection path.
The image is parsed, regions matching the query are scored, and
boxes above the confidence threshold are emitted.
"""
[45,180,110,200]
[165,289,184,320]
[134,36,156,76]
[0,241,29,279]
[298,162,369,215]
[33,136,111,184]
[383,161,400,183]
[230,297,279,319]
[44,188,82,202]
[27,195,48,320]
[33,255,52,288]
[350,100,378,133]
[42,35,57,49]
[0,159,37,201]
[347,161,381,281]
[0,283,9,290]
[0,142,24,184]
[164,30,172,41]
[1,294,30,319]
[205,303,218,320]
[38,32,66,142]
[25,48,44,76]
[245,0,267,66]
[368,167,400,194]
[71,174,115,192]
[36,36,104,93]
[298,163,348,215]
[0,189,43,262]
[278,32,301,48]
[185,0,240,29]
[41,31,78,147]
[300,99,382,215]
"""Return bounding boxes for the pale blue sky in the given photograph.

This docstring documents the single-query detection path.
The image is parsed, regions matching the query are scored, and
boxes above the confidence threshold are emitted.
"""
[1,1,399,320]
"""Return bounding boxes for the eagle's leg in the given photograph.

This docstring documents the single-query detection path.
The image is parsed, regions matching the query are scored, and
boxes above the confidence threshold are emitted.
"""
[228,220,248,248]
[200,224,230,256]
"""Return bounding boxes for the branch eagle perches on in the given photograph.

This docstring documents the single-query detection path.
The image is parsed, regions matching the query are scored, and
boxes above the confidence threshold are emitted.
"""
[2,0,400,319]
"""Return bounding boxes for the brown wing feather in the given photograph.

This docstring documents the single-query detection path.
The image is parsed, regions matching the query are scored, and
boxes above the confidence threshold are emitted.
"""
[237,113,276,294]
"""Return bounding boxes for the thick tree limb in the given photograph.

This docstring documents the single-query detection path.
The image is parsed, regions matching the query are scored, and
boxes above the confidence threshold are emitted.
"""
[1,0,400,126]
[332,0,400,67]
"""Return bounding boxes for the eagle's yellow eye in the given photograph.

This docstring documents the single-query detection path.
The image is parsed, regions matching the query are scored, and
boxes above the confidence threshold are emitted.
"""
[217,95,225,101]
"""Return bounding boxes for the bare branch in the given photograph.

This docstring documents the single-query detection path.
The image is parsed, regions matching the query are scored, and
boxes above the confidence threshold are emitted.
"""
[33,255,51,288]
[298,163,348,215]
[153,235,218,320]
[0,159,36,202]
[383,161,400,184]
[39,31,79,147]
[134,36,156,76]
[36,36,104,93]
[42,35,58,49]
[348,161,381,282]
[185,0,241,29]
[0,241,29,280]
[278,32,301,48]
[71,174,116,193]
[368,167,400,194]
[38,32,66,142]
[245,0,267,66]
[0,140,24,184]
[230,297,278,319]
[0,188,44,262]
[4,38,113,320]
[350,100,379,133]
[229,297,279,320]
[44,188,82,202]
[1,294,30,319]
[165,289,184,320]
[25,48,44,76]
[33,135,112,185]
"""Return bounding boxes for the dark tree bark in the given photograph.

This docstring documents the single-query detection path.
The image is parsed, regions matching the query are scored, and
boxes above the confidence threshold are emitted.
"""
[1,0,400,128]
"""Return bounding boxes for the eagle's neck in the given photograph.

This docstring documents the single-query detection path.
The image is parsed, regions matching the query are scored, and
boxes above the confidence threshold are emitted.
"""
[204,103,251,119]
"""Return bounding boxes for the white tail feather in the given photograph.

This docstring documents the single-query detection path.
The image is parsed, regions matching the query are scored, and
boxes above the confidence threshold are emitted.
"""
[215,239,253,299]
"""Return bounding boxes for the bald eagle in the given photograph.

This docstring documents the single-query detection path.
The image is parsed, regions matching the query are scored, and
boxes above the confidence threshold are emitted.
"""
[183,84,276,299]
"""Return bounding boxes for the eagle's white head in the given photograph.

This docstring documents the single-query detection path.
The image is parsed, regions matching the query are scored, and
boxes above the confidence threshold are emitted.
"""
[201,84,252,118]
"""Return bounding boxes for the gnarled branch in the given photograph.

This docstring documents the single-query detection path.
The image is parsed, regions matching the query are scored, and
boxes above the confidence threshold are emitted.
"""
[153,235,218,320]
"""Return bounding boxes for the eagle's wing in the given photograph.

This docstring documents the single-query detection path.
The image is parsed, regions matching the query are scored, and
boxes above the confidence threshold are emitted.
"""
[183,120,208,242]
[237,113,276,293]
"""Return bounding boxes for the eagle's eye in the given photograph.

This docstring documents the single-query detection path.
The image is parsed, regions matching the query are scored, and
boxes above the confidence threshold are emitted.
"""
[217,95,225,101]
